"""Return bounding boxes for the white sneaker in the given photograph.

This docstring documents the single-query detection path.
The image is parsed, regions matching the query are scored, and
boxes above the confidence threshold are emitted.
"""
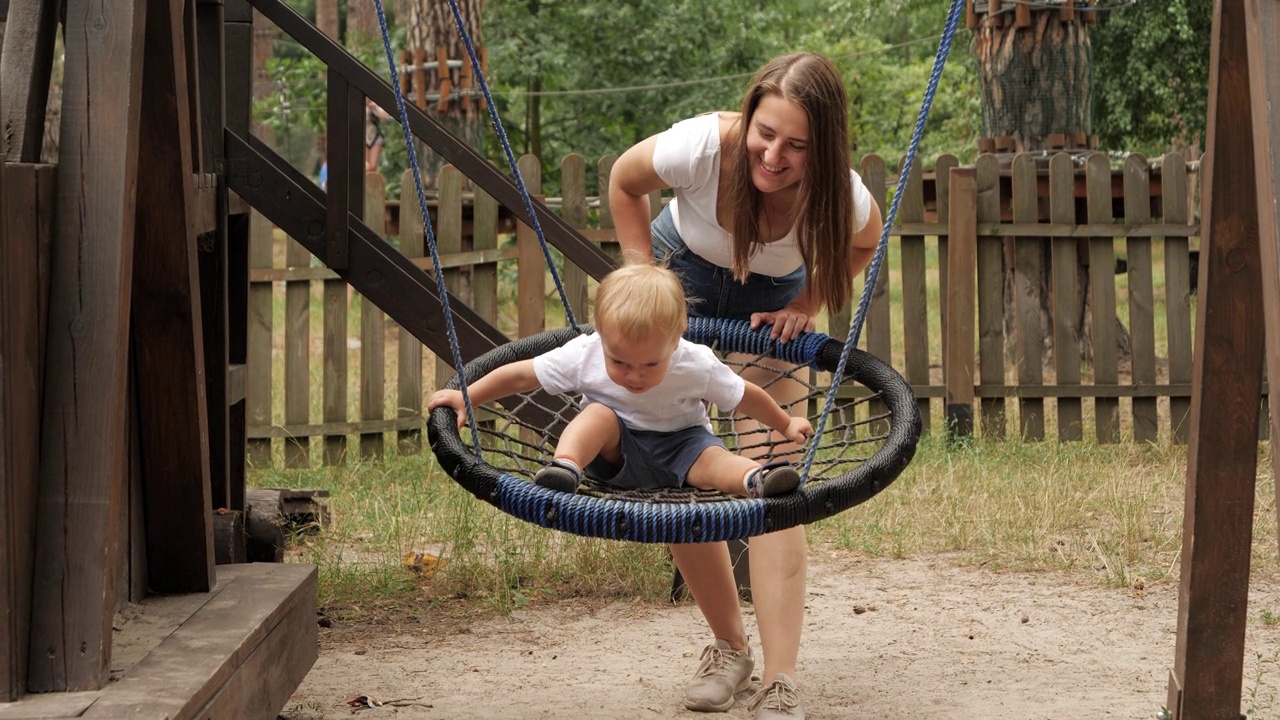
[683,639,755,712]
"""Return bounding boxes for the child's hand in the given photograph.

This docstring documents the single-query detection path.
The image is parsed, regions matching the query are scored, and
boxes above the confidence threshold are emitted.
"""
[782,416,814,446]
[427,389,467,429]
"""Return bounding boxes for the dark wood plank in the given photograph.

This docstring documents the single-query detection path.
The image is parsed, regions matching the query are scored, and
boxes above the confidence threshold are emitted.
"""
[861,155,890,432]
[945,168,977,438]
[433,165,465,418]
[1010,154,1044,440]
[131,0,217,592]
[0,0,58,162]
[246,208,275,468]
[975,154,1006,439]
[2,165,48,701]
[1048,154,1082,440]
[360,173,388,461]
[1161,154,1194,443]
[897,157,931,432]
[28,0,147,692]
[1123,154,1159,442]
[1167,1,1267,715]
[1085,153,1120,442]
[1246,0,1280,553]
[82,563,317,720]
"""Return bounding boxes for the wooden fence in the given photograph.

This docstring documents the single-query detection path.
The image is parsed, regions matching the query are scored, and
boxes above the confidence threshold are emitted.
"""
[245,150,1263,468]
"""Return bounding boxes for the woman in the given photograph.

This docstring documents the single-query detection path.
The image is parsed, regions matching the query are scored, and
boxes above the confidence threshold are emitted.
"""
[608,52,883,720]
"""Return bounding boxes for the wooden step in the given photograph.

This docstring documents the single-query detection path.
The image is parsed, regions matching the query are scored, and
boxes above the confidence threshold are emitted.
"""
[0,563,317,720]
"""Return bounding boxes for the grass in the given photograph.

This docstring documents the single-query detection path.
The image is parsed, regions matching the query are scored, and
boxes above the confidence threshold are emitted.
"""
[251,436,1278,617]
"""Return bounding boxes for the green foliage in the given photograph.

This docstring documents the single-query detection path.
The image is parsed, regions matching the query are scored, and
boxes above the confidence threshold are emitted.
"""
[1090,0,1212,154]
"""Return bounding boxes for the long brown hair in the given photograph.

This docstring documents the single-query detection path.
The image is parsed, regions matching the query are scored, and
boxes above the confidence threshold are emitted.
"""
[723,52,855,313]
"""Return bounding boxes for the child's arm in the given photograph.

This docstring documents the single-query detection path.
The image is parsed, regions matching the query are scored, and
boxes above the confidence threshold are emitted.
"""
[732,382,814,446]
[427,359,541,428]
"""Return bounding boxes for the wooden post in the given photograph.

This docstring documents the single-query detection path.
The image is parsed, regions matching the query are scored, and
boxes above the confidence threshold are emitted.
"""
[2,163,54,701]
[1167,0,1268,716]
[132,0,216,590]
[29,0,146,692]
[1244,0,1280,557]
[0,0,58,162]
[944,168,977,439]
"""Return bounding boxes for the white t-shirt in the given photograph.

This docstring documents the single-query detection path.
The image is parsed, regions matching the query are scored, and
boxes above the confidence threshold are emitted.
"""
[651,113,874,277]
[532,333,746,433]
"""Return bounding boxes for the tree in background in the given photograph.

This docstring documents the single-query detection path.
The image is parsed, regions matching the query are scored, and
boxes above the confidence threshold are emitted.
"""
[1089,0,1211,155]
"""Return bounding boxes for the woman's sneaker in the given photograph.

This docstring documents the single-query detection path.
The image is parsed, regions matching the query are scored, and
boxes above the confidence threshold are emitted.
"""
[747,673,804,719]
[533,459,582,493]
[684,639,754,712]
[744,462,801,498]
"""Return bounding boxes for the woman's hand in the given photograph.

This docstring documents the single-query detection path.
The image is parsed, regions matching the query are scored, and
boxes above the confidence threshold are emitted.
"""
[750,307,816,343]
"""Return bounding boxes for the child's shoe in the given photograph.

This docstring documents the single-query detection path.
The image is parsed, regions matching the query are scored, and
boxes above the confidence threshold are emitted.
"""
[533,458,582,493]
[744,461,800,498]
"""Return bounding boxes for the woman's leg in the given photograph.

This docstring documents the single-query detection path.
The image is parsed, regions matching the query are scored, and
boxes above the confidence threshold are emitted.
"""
[732,353,810,686]
[669,542,747,650]
[748,525,807,683]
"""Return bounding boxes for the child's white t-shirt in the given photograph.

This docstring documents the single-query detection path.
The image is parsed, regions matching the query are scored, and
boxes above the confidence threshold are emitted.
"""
[533,333,745,433]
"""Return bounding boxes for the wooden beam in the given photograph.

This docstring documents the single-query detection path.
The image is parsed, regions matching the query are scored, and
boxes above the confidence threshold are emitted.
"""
[28,0,148,693]
[1168,0,1267,716]
[133,0,216,592]
[0,163,55,703]
[0,0,59,162]
[1245,0,1280,556]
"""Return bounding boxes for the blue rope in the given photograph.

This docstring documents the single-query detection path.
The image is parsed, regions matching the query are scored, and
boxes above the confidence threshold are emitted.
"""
[371,0,483,460]
[801,0,967,483]
[444,0,579,329]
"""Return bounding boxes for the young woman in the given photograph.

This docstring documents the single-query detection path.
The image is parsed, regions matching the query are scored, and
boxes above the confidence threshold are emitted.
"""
[608,51,884,720]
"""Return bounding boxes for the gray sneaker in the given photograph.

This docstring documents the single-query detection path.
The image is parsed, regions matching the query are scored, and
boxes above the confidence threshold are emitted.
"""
[747,673,804,719]
[744,462,801,498]
[684,639,754,712]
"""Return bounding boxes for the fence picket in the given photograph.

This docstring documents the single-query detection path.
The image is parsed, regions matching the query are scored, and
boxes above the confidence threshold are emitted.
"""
[561,154,590,322]
[897,157,931,432]
[1086,152,1121,443]
[247,210,274,467]
[1011,153,1045,440]
[398,168,426,455]
[1124,154,1159,442]
[1049,153,1083,440]
[975,154,1007,439]
[1161,153,1194,443]
[284,234,311,467]
[360,172,388,460]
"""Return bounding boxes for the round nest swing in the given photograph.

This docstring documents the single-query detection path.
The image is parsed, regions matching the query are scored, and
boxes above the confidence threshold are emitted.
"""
[427,318,921,543]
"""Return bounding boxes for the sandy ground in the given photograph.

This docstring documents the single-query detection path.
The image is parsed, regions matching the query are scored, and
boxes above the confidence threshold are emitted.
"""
[282,548,1280,720]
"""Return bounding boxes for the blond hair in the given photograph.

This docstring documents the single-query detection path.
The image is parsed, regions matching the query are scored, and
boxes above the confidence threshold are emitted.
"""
[593,264,688,343]
[723,52,856,314]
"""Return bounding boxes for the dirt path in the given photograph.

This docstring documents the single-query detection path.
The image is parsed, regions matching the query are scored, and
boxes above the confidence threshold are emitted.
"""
[282,548,1280,719]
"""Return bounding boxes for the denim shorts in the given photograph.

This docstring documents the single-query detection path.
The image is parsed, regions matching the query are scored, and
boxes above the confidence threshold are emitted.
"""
[584,412,725,490]
[650,204,805,321]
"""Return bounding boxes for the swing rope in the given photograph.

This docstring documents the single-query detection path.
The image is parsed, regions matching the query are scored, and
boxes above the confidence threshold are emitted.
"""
[801,0,967,482]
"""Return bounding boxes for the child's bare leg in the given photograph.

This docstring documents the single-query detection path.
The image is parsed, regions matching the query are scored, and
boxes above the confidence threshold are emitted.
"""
[555,402,621,467]
[535,403,620,492]
[685,446,759,496]
[687,446,803,498]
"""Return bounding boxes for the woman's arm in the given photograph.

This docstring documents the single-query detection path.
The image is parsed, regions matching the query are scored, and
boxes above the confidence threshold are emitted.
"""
[608,135,667,264]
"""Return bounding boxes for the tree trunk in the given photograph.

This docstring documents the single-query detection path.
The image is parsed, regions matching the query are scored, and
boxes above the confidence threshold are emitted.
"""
[973,11,1092,152]
[405,0,484,190]
[970,10,1125,376]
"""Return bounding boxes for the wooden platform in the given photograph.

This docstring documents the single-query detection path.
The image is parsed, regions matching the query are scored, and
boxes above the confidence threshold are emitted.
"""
[0,563,317,720]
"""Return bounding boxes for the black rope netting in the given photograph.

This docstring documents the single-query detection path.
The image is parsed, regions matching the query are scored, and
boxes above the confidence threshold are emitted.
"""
[428,319,921,543]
